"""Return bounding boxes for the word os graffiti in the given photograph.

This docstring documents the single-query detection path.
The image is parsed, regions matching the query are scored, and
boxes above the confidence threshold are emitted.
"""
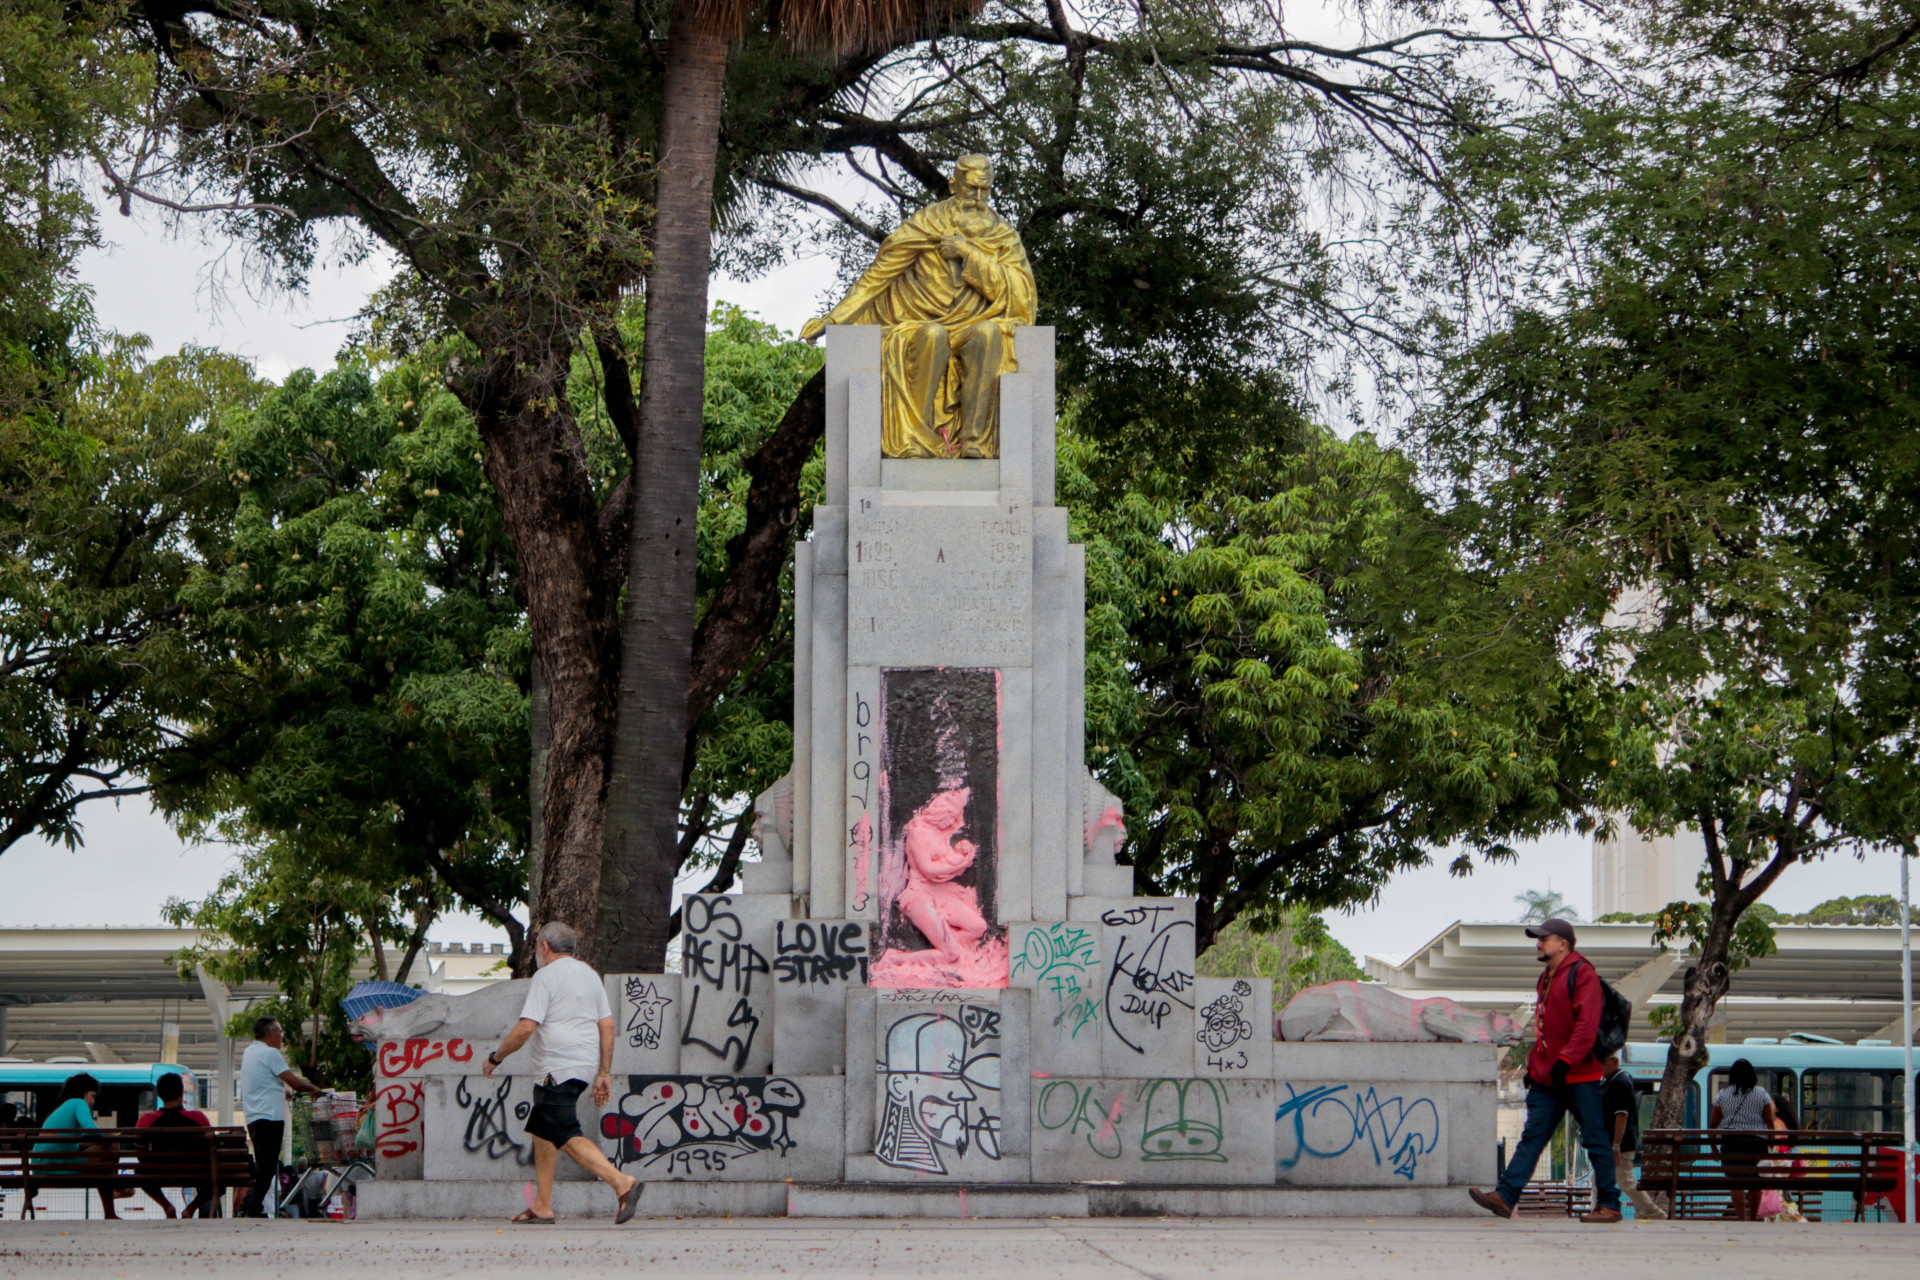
[1275,1083,1441,1181]
[680,895,772,1071]
[599,1075,806,1176]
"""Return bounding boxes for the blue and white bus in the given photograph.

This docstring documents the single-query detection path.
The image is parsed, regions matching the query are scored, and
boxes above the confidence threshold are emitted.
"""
[1616,1037,1917,1134]
[0,1061,207,1131]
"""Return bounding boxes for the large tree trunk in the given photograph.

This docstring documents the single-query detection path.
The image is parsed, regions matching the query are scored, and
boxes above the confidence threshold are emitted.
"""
[455,342,625,966]
[599,15,733,970]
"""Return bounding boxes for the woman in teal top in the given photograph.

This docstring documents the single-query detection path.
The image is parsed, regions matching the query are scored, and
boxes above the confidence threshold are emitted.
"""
[33,1072,123,1219]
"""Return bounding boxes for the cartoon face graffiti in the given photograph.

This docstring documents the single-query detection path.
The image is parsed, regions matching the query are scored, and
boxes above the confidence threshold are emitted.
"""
[874,1010,1002,1175]
[1138,1077,1227,1162]
[1196,985,1254,1054]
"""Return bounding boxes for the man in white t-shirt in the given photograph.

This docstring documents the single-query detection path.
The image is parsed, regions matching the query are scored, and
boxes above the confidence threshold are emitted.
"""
[482,921,640,1224]
[237,1016,325,1216]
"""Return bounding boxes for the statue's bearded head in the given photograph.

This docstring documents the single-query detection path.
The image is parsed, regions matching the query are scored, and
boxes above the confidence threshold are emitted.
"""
[952,155,993,211]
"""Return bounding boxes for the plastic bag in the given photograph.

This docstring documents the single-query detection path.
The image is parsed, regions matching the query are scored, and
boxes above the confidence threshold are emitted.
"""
[1757,1188,1785,1219]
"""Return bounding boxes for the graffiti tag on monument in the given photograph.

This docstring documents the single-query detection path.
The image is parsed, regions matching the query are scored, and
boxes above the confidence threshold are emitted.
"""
[372,1078,424,1158]
[680,895,770,1071]
[1034,1077,1230,1163]
[1101,904,1195,1054]
[1275,1083,1440,1181]
[773,921,870,984]
[377,1036,475,1077]
[1014,922,1102,1039]
[874,1006,1002,1175]
[600,1075,806,1176]
[1196,980,1255,1072]
[623,978,674,1050]
[455,1076,533,1167]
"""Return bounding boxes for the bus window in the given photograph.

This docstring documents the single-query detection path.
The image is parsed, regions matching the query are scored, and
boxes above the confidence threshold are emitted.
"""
[1803,1070,1900,1133]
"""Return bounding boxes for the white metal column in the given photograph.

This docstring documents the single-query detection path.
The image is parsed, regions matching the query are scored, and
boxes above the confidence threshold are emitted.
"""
[1900,850,1913,1230]
[196,966,234,1125]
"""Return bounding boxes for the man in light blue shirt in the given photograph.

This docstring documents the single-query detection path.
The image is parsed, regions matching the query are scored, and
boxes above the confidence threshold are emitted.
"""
[238,1015,324,1217]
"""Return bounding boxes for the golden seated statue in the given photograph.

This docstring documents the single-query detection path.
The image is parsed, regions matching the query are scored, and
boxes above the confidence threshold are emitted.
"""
[802,154,1037,459]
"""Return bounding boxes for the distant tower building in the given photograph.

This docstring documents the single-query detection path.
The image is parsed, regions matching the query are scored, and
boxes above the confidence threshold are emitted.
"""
[1592,825,1705,916]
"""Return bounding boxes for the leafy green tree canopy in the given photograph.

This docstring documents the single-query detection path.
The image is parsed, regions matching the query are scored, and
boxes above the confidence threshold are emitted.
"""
[1076,428,1602,952]
[2,338,261,854]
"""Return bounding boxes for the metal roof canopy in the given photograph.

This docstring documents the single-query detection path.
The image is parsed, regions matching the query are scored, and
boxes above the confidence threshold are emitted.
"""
[1366,920,1917,1044]
[0,928,280,1072]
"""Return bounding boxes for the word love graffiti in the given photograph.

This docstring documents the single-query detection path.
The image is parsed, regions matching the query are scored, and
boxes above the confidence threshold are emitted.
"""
[600,1075,806,1175]
[1275,1083,1441,1181]
[376,1037,474,1077]
[1101,904,1195,1053]
[773,921,869,985]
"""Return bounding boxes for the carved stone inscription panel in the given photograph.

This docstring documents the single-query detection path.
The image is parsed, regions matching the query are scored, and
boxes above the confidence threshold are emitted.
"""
[847,492,1033,668]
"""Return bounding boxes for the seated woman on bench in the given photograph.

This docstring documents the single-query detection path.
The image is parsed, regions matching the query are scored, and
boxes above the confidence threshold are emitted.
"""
[1711,1058,1778,1221]
[33,1072,125,1220]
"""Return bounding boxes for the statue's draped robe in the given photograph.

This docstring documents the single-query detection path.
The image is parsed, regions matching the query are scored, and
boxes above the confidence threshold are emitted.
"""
[825,198,1037,458]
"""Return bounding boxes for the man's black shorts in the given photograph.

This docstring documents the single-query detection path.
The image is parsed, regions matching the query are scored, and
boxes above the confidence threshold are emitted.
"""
[525,1078,588,1145]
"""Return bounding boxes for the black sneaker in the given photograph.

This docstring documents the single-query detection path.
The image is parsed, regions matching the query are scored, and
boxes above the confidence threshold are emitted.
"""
[1469,1187,1515,1218]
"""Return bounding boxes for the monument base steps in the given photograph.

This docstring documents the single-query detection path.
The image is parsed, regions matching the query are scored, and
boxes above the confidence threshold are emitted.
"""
[355,1179,788,1220]
[358,1179,1481,1220]
[787,1182,1090,1218]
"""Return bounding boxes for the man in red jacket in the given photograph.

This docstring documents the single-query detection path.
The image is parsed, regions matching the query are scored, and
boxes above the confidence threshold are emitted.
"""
[1470,919,1623,1222]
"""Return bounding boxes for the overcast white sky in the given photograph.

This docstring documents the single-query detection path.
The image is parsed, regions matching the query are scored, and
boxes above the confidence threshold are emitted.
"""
[2,198,1902,963]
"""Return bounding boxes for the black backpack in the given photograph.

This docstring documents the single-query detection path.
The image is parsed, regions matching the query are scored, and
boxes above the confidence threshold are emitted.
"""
[1568,960,1634,1060]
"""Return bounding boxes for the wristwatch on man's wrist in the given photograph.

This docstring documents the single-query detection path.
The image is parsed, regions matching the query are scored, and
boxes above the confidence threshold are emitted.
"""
[486,1050,502,1067]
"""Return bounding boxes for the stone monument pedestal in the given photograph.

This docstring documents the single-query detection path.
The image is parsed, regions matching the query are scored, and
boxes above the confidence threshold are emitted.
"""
[358,327,1496,1219]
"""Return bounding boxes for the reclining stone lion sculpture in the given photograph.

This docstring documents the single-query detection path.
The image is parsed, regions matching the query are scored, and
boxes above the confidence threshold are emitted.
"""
[1277,980,1522,1044]
[349,980,529,1044]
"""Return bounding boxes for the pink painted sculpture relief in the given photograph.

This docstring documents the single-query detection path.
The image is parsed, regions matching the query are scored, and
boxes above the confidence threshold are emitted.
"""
[869,669,1008,988]
[895,788,990,963]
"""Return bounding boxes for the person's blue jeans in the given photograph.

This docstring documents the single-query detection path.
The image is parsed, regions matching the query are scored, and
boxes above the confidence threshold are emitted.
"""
[1496,1080,1621,1210]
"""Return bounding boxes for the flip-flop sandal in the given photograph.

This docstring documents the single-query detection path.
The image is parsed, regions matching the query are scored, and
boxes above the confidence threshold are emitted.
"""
[615,1179,644,1225]
[512,1209,556,1225]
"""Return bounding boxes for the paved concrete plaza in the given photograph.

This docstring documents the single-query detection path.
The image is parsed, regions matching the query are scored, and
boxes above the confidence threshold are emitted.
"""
[2,1216,1913,1279]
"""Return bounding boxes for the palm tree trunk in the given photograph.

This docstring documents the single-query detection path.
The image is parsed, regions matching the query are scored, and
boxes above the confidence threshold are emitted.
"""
[599,13,732,971]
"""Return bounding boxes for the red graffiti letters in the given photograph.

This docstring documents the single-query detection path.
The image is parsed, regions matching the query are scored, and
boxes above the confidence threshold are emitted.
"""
[373,1078,426,1157]
[376,1036,476,1077]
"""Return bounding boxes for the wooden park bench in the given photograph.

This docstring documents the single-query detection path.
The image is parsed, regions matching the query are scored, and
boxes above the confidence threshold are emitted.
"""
[0,1125,253,1220]
[1638,1129,1903,1221]
[1515,1179,1594,1217]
